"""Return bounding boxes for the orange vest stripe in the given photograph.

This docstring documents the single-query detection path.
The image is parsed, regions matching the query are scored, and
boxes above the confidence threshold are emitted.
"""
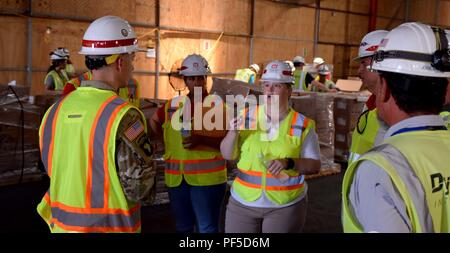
[265,183,304,191]
[50,217,140,233]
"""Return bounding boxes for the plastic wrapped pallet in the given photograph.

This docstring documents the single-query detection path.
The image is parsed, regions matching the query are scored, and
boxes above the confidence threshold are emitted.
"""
[0,85,46,186]
[291,92,337,172]
[333,94,366,161]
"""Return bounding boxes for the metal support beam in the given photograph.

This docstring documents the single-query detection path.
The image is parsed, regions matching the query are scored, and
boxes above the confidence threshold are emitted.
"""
[404,0,410,22]
[249,0,255,65]
[313,0,320,57]
[434,0,440,26]
[369,0,378,32]
[155,0,160,99]
[26,0,32,87]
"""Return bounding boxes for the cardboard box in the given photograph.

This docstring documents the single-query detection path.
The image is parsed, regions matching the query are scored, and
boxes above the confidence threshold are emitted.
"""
[336,79,363,92]
[210,77,263,103]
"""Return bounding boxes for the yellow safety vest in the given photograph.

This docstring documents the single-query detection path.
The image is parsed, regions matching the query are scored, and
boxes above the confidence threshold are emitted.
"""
[232,105,315,205]
[66,71,140,107]
[163,97,227,187]
[37,87,145,233]
[342,129,450,233]
[119,78,140,108]
[234,68,256,84]
[293,69,308,91]
[348,109,379,164]
[45,70,69,91]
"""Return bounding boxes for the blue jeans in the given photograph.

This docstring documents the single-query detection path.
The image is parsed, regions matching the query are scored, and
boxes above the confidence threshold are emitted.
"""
[168,180,226,233]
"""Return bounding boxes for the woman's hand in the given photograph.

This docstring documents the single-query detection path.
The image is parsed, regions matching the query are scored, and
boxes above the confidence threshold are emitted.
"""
[266,159,288,176]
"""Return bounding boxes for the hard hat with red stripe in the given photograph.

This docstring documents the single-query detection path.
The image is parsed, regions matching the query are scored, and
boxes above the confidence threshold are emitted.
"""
[179,54,211,76]
[353,30,389,61]
[79,16,140,55]
[260,60,294,84]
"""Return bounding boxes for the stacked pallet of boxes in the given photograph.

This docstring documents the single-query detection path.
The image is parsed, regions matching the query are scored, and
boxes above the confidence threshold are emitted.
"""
[291,92,341,176]
[333,94,366,162]
[0,85,48,186]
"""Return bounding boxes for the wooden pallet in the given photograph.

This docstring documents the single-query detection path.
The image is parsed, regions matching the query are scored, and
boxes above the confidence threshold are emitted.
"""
[305,163,341,180]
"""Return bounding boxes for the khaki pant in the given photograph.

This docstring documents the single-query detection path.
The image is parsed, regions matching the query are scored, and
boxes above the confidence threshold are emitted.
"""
[225,195,308,233]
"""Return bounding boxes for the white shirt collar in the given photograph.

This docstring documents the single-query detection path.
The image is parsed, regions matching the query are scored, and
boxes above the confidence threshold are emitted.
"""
[384,115,446,139]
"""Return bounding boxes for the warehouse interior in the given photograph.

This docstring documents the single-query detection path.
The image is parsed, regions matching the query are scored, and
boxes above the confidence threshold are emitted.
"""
[1,0,450,234]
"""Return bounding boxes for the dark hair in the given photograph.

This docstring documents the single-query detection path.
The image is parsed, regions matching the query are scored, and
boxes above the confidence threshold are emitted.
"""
[293,62,304,67]
[85,55,109,70]
[46,59,66,74]
[379,71,448,114]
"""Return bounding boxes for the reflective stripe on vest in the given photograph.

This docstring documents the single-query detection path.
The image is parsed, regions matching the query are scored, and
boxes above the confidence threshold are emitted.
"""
[87,96,128,208]
[236,169,305,191]
[40,97,66,176]
[39,91,140,232]
[50,204,140,233]
[290,112,308,138]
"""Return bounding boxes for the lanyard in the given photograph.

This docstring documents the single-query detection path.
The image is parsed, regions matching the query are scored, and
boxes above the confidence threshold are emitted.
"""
[390,125,448,137]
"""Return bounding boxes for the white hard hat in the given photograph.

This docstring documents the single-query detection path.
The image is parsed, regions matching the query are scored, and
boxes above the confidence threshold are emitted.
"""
[313,57,325,65]
[50,48,68,60]
[79,16,140,55]
[354,30,389,61]
[371,22,450,78]
[60,48,70,57]
[179,54,211,76]
[293,56,305,64]
[260,60,294,84]
[250,63,260,73]
[285,60,295,71]
[318,65,330,75]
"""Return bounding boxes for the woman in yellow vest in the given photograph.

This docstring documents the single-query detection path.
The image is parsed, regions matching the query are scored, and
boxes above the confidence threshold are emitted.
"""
[38,16,156,233]
[149,54,227,233]
[221,60,321,233]
[342,22,450,233]
[44,48,69,91]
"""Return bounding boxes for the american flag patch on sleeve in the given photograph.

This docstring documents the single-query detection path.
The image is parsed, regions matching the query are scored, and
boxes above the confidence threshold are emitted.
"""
[124,120,145,142]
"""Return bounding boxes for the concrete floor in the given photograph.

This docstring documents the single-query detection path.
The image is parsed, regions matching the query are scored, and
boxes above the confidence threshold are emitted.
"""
[0,172,343,233]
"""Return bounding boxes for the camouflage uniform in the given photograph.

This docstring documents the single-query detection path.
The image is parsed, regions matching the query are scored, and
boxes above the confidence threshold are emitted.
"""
[82,80,156,205]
